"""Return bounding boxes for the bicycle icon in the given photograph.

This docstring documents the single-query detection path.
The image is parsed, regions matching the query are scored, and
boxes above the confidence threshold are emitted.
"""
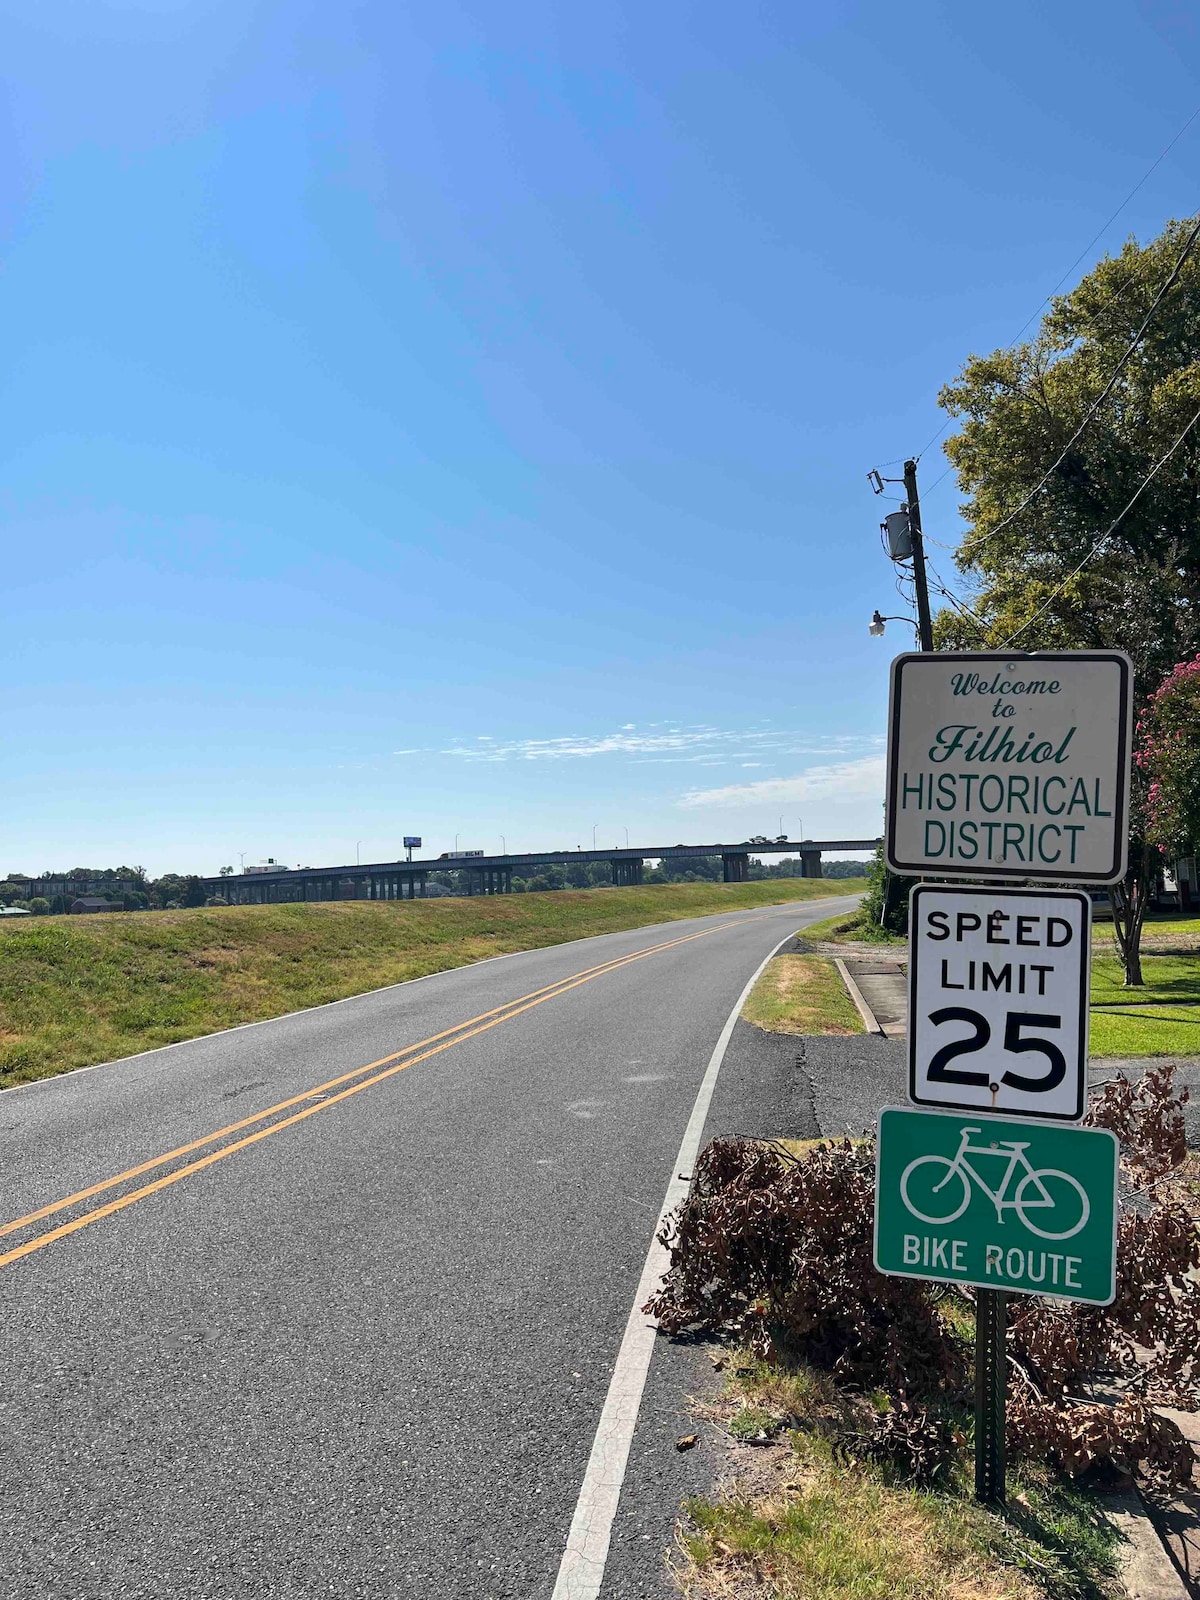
[900,1125,1090,1241]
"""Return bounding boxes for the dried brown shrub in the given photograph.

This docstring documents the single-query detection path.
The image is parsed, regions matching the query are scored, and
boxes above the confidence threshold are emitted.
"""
[644,1137,963,1395]
[1085,1060,1188,1189]
[1007,1389,1194,1488]
[834,1401,960,1487]
[649,1069,1200,1488]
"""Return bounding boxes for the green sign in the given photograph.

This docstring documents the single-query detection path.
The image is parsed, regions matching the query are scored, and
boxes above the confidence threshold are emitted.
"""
[875,1106,1118,1305]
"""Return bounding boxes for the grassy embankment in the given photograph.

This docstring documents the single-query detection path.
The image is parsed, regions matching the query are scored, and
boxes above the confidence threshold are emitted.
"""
[0,878,866,1086]
[798,907,1200,1057]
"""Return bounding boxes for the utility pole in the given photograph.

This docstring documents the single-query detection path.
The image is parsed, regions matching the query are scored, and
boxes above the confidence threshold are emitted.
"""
[903,458,935,652]
[887,458,1005,1504]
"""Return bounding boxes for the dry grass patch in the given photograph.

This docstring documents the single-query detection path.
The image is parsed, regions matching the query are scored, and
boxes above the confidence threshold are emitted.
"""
[742,954,864,1036]
[673,1351,1122,1600]
[676,1477,1029,1600]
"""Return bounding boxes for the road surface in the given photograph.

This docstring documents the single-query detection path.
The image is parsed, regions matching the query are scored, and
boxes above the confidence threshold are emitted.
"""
[0,893,863,1599]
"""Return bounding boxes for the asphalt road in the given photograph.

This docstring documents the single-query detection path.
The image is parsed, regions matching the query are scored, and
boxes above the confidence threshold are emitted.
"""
[0,891,867,1600]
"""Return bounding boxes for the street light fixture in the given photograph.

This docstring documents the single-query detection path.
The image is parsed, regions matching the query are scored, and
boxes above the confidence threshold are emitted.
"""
[623,826,629,847]
[869,610,914,638]
[356,840,362,865]
[592,823,599,849]
[500,835,507,854]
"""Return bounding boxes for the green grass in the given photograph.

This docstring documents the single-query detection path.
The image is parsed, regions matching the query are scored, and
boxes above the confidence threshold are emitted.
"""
[742,952,866,1036]
[0,878,866,1085]
[1090,950,1200,1056]
[676,1349,1123,1600]
[1094,911,1200,947]
[680,1477,1027,1600]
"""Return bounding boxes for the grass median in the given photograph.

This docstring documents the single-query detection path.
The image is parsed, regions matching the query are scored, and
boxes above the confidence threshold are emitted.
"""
[742,952,865,1036]
[0,878,865,1086]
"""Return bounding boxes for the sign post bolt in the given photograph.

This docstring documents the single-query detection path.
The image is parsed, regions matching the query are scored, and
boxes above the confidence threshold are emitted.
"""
[974,1288,1007,1505]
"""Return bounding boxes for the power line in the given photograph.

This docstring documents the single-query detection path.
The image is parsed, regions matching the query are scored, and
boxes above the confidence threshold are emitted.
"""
[1011,105,1200,345]
[957,211,1200,557]
[999,391,1200,647]
[911,102,1200,474]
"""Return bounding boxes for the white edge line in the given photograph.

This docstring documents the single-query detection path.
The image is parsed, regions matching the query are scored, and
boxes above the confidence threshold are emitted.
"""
[832,957,884,1036]
[550,924,798,1600]
[3,894,860,1099]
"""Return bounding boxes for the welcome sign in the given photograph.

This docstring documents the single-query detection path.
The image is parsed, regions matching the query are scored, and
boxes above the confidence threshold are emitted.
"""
[885,652,1132,883]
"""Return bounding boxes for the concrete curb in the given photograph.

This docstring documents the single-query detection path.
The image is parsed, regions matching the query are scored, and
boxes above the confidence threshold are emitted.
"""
[833,957,885,1037]
[1108,1489,1192,1599]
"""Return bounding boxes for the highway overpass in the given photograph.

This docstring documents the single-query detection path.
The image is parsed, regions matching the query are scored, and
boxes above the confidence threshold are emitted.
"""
[202,838,881,904]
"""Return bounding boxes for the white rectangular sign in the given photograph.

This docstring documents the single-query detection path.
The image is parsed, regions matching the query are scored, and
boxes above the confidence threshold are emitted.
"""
[886,651,1132,882]
[908,885,1091,1122]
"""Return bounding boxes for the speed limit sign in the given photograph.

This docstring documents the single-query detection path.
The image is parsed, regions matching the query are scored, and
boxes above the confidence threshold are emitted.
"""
[908,885,1091,1122]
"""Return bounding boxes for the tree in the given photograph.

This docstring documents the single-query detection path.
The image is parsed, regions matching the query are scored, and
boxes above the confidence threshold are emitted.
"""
[182,876,206,908]
[219,865,234,877]
[27,898,49,916]
[1139,652,1200,860]
[934,219,1200,983]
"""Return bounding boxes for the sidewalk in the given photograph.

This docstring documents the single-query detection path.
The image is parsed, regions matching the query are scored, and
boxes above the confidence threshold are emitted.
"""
[812,938,907,1038]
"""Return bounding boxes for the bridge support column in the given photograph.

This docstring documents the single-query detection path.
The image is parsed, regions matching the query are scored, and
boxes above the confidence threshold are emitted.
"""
[610,858,644,886]
[722,853,750,883]
[800,851,822,879]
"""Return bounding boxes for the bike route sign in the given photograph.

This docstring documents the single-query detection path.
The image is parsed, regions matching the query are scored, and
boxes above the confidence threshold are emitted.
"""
[885,650,1132,882]
[909,885,1091,1122]
[874,1106,1118,1304]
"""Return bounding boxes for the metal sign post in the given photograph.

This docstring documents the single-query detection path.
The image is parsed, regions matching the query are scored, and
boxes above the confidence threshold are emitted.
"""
[880,643,1133,1508]
[975,1288,1007,1504]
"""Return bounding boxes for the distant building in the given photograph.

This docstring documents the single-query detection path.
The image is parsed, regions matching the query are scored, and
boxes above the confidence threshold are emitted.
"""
[70,897,123,914]
[0,906,31,917]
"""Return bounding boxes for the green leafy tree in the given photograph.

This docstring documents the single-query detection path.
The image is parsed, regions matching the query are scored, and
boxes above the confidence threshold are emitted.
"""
[935,219,1200,982]
[27,897,49,916]
[182,876,206,909]
[860,842,915,937]
[150,873,190,908]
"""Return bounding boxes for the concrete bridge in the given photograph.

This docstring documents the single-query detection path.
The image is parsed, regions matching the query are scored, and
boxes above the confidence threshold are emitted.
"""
[202,839,880,906]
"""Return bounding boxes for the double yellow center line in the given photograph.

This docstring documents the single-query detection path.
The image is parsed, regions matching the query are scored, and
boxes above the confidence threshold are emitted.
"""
[0,918,751,1271]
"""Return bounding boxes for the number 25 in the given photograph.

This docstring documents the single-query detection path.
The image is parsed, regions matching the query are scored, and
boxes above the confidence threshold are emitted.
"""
[927,1007,1066,1092]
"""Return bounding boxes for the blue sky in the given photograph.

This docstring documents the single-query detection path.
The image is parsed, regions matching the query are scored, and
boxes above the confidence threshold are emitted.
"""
[2,1,1195,875]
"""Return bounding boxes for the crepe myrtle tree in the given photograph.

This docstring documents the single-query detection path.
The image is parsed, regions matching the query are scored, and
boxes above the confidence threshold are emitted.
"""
[1137,650,1200,920]
[1101,652,1200,987]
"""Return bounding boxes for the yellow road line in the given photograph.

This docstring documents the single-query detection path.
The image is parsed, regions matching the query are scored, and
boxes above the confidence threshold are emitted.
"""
[0,918,752,1271]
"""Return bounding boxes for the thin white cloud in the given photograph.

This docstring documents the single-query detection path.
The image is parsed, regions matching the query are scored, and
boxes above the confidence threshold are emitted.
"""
[439,726,881,765]
[679,755,886,810]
